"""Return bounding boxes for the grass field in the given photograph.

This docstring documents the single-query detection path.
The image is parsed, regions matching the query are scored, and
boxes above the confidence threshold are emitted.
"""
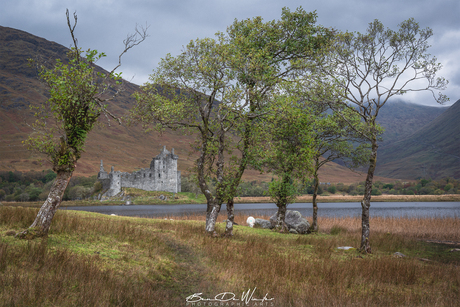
[1,206,459,306]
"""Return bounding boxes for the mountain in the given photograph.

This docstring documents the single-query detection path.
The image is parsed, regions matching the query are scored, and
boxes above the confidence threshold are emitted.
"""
[0,25,198,177]
[1,25,389,184]
[376,99,460,179]
[376,100,447,146]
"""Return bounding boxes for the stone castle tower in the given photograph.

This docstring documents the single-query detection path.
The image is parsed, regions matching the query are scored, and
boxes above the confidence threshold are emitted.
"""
[98,146,181,197]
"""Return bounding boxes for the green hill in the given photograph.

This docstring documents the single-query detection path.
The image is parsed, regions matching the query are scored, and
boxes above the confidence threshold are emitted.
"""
[376,99,460,179]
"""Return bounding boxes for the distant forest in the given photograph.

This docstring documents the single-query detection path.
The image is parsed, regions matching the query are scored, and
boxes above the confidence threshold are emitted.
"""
[1,170,458,202]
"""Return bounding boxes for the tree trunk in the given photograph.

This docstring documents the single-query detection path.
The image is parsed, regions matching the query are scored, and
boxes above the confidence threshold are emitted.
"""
[360,139,378,253]
[275,203,288,232]
[310,168,320,233]
[205,200,222,236]
[17,170,73,238]
[224,199,235,236]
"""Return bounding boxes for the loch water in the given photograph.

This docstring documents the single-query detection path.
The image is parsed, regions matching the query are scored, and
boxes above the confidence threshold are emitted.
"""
[63,201,460,219]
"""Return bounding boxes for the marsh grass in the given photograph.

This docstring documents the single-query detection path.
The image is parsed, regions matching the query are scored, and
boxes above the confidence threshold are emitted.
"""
[1,206,459,306]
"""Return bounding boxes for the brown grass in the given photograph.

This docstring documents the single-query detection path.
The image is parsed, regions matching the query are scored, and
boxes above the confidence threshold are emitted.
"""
[1,206,459,306]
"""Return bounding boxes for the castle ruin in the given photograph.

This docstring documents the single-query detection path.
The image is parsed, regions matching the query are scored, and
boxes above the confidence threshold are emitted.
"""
[97,146,181,197]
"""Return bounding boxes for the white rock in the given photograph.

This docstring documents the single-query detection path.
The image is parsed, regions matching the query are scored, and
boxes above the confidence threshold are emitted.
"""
[337,246,355,250]
[246,216,255,228]
[110,214,117,216]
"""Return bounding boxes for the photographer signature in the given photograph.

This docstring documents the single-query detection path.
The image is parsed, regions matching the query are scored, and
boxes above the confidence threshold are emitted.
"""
[186,288,274,304]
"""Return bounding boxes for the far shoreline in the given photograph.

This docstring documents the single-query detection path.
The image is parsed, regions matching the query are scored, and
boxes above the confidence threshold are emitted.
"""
[2,194,460,208]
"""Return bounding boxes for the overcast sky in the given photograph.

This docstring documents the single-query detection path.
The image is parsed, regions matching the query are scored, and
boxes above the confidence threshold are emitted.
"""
[1,0,459,106]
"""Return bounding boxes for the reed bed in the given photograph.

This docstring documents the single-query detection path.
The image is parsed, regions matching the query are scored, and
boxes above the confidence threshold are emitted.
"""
[165,212,460,242]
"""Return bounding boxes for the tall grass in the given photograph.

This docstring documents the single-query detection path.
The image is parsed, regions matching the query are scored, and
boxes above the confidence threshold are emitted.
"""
[1,206,459,306]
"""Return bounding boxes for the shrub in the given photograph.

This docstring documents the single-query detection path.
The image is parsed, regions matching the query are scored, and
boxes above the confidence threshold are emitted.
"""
[327,185,337,194]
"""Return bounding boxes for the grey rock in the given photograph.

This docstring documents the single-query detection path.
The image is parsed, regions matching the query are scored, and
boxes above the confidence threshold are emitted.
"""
[125,200,132,206]
[270,210,310,234]
[254,218,273,229]
[289,228,299,234]
[393,252,406,258]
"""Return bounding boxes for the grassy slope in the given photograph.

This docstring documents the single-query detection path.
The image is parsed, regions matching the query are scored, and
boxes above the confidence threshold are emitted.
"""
[1,206,460,306]
[376,100,447,147]
[377,99,460,179]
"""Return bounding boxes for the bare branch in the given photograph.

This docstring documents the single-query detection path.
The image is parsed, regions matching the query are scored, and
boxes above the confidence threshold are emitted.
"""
[66,9,79,60]
[109,23,150,75]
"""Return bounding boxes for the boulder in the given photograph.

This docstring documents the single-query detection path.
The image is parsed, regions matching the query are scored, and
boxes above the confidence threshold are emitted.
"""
[254,218,273,229]
[270,210,310,234]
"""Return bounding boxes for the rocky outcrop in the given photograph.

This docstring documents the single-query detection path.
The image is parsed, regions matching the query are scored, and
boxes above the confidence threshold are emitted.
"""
[270,210,310,234]
[254,218,273,229]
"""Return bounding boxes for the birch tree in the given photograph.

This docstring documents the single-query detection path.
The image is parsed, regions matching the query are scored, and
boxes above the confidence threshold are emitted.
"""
[321,18,448,253]
[17,10,147,238]
[131,7,332,236]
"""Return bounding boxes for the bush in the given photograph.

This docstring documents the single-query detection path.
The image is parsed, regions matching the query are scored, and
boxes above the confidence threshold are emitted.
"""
[43,171,57,183]
[92,181,103,194]
[327,185,337,194]
[28,188,43,201]
[67,186,91,200]
[18,193,30,202]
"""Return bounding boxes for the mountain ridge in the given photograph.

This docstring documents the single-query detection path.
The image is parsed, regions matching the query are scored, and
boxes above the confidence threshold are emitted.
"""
[376,99,460,179]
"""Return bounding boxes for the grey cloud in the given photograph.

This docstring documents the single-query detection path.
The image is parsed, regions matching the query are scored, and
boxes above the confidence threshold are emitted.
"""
[1,0,458,105]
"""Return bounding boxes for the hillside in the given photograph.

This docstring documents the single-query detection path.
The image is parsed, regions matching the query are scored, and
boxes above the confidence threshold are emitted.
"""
[376,99,460,179]
[376,100,447,146]
[0,25,197,177]
[0,25,392,184]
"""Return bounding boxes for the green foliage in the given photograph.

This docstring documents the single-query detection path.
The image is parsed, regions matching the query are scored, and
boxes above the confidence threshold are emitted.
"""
[26,46,115,173]
[24,10,146,176]
[444,183,453,192]
[268,176,298,206]
[327,185,337,194]
[131,7,332,212]
[43,171,57,183]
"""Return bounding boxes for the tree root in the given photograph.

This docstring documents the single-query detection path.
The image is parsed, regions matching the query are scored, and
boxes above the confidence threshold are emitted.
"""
[15,228,46,240]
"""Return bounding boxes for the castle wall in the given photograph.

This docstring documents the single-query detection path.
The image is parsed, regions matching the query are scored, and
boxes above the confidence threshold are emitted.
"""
[98,147,181,197]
